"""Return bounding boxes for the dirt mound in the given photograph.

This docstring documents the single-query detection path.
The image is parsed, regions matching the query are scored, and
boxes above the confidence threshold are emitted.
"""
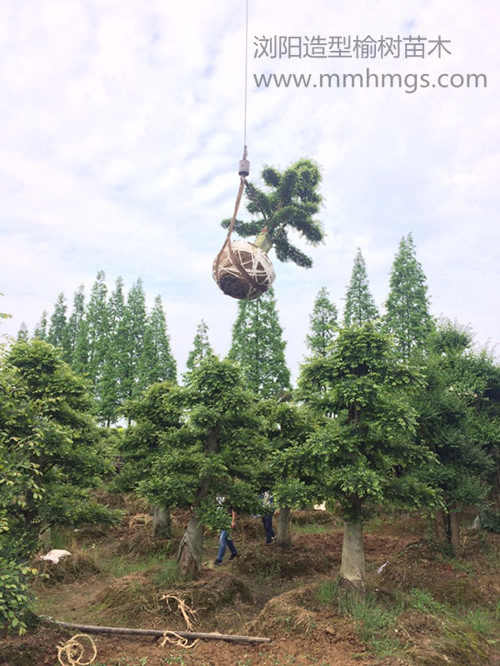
[35,553,101,585]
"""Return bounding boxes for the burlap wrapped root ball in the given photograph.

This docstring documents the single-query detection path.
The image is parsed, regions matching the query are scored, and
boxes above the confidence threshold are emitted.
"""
[213,240,276,300]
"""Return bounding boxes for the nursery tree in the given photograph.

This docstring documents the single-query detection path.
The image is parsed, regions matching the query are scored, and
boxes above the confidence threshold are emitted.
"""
[305,287,338,358]
[343,249,379,327]
[383,233,434,359]
[138,357,260,578]
[256,397,315,547]
[120,381,183,537]
[228,288,291,397]
[298,323,436,598]
[416,321,499,552]
[5,339,112,550]
[223,159,324,268]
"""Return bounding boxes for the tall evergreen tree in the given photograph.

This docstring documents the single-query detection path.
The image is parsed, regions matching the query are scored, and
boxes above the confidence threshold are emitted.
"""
[306,287,338,358]
[120,278,147,403]
[383,233,434,359]
[139,295,177,389]
[184,320,214,381]
[33,311,48,340]
[85,271,109,386]
[343,249,379,328]
[67,286,86,363]
[47,293,70,358]
[99,277,127,426]
[17,323,29,342]
[228,288,291,397]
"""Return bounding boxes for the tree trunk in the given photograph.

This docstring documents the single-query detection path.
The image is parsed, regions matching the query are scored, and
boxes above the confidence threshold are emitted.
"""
[339,520,365,601]
[151,505,171,538]
[449,507,461,556]
[434,509,448,545]
[177,512,204,579]
[275,507,291,548]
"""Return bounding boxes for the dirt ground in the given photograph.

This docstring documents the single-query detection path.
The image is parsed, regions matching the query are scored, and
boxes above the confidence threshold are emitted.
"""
[1,506,499,666]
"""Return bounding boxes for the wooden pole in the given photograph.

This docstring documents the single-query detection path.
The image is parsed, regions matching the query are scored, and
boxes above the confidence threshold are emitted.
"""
[40,617,271,645]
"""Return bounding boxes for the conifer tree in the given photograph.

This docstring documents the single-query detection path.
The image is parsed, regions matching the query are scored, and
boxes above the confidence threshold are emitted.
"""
[343,249,379,327]
[47,293,70,358]
[85,271,109,386]
[306,287,338,358]
[139,295,177,389]
[184,320,214,380]
[120,278,148,403]
[228,288,291,397]
[17,324,29,342]
[67,286,86,364]
[33,311,48,340]
[383,233,434,359]
[99,277,127,425]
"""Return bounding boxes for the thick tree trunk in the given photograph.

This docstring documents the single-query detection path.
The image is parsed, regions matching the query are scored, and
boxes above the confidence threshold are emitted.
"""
[434,509,448,545]
[177,512,204,579]
[151,505,171,538]
[339,520,365,601]
[449,507,461,556]
[275,507,291,548]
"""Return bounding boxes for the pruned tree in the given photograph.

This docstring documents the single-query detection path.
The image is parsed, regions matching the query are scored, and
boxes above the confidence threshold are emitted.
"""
[138,357,260,578]
[223,159,324,268]
[416,320,499,553]
[298,324,437,599]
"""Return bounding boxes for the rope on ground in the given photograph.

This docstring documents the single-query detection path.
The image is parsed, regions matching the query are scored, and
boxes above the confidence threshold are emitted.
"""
[57,633,97,666]
[159,630,199,649]
[159,594,199,649]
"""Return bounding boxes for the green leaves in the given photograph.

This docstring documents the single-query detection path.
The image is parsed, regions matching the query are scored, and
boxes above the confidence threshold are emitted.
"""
[222,158,324,268]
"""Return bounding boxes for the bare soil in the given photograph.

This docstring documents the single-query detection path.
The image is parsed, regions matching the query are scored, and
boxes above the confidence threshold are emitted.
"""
[1,506,499,666]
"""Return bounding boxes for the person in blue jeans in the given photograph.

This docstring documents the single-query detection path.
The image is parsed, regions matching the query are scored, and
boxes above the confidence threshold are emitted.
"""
[260,489,275,545]
[214,506,238,565]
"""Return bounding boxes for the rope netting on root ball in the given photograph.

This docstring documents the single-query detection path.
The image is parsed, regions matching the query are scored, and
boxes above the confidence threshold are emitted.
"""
[213,172,276,301]
[213,238,275,301]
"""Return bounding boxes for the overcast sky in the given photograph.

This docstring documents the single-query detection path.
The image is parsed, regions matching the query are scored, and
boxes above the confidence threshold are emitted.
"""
[1,0,498,379]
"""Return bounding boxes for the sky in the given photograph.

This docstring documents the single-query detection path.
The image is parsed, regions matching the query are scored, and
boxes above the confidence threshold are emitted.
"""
[1,0,499,380]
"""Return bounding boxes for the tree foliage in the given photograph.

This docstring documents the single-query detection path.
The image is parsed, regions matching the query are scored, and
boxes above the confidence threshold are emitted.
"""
[298,324,437,594]
[343,249,379,327]
[223,159,324,268]
[383,233,434,358]
[228,288,291,397]
[29,273,176,424]
[134,357,261,576]
[416,321,500,549]
[305,287,338,358]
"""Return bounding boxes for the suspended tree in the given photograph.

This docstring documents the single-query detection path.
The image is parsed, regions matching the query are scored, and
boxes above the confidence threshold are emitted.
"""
[222,159,324,267]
